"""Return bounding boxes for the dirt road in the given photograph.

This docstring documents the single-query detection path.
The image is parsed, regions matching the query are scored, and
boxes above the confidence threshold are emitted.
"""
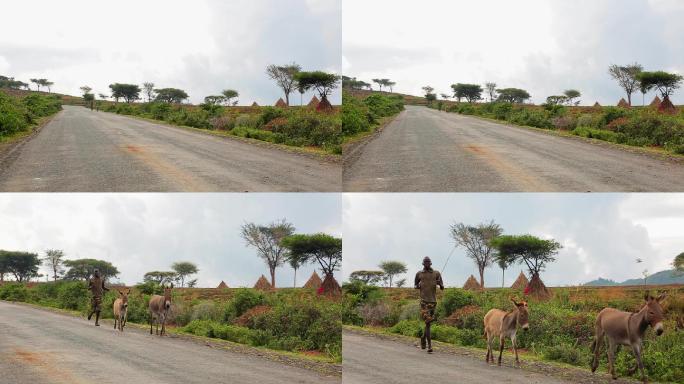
[0,106,340,192]
[0,301,339,384]
[342,330,644,384]
[343,105,684,192]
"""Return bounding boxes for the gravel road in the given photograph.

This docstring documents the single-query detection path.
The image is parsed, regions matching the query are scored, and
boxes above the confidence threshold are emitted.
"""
[0,106,340,192]
[343,105,684,192]
[0,301,339,384]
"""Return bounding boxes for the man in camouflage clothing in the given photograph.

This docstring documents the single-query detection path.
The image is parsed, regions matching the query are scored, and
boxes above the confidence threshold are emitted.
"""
[414,256,444,353]
[87,269,109,326]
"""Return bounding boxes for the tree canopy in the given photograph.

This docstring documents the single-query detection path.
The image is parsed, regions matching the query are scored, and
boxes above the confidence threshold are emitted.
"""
[222,89,239,106]
[109,83,141,103]
[496,88,530,103]
[349,270,386,285]
[143,271,177,285]
[241,219,295,288]
[281,233,342,277]
[266,63,301,106]
[491,234,562,276]
[379,260,407,287]
[154,88,188,104]
[294,71,340,101]
[43,249,65,281]
[450,221,503,288]
[63,258,119,281]
[451,83,483,103]
[674,252,684,273]
[636,71,683,98]
[171,261,199,287]
[0,250,41,282]
[609,63,643,106]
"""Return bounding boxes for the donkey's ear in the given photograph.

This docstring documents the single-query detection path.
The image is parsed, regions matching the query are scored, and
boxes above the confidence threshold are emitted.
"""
[510,297,520,306]
[118,290,124,296]
[127,288,131,295]
[656,292,667,303]
[644,292,652,301]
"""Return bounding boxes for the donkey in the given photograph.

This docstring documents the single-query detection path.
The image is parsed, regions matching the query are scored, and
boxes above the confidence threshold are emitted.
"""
[149,284,173,336]
[484,298,530,366]
[113,288,131,332]
[591,292,667,383]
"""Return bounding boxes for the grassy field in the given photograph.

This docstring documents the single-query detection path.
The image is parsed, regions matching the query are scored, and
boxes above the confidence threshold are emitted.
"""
[342,282,684,382]
[0,281,342,362]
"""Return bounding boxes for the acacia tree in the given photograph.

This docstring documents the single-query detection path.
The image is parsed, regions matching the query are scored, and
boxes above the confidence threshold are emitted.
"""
[372,79,385,92]
[450,221,503,288]
[496,88,531,103]
[221,89,239,106]
[493,251,517,288]
[608,63,643,106]
[142,82,155,102]
[171,261,198,287]
[673,252,684,275]
[154,88,188,104]
[266,62,301,106]
[563,89,581,106]
[0,251,41,282]
[281,233,342,294]
[451,83,483,103]
[484,82,497,102]
[43,80,54,93]
[285,251,309,287]
[294,71,339,109]
[349,270,385,285]
[386,80,396,93]
[241,219,295,288]
[379,260,407,287]
[63,259,119,281]
[109,83,141,103]
[143,271,177,285]
[80,86,92,96]
[30,78,42,92]
[636,71,683,99]
[42,249,65,281]
[491,234,562,299]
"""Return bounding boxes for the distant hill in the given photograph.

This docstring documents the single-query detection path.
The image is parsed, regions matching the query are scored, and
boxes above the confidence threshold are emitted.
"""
[584,269,684,286]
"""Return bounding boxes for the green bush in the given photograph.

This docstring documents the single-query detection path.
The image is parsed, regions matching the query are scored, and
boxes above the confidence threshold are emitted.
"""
[363,93,404,119]
[390,319,423,337]
[0,283,29,301]
[230,126,275,142]
[342,92,372,136]
[0,91,62,137]
[257,106,286,127]
[224,288,265,320]
[508,108,553,129]
[571,127,622,143]
[438,288,474,318]
[57,281,89,310]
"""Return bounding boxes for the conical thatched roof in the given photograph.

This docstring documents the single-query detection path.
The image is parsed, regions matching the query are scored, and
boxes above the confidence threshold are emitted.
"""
[275,98,287,107]
[658,95,677,115]
[303,271,322,290]
[217,281,228,289]
[316,96,333,112]
[251,101,259,107]
[253,275,272,291]
[320,273,341,297]
[307,95,320,108]
[526,273,551,301]
[511,271,529,290]
[649,96,662,108]
[617,98,630,108]
[593,102,601,107]
[462,275,480,290]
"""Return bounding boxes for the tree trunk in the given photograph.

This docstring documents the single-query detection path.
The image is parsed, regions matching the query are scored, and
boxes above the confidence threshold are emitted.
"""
[627,93,632,107]
[270,268,276,288]
[293,267,297,288]
[479,268,485,289]
[285,93,289,106]
[501,268,505,288]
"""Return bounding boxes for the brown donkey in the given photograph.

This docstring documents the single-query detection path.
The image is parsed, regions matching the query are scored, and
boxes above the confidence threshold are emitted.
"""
[149,284,173,336]
[591,292,667,383]
[484,298,530,366]
[113,288,131,332]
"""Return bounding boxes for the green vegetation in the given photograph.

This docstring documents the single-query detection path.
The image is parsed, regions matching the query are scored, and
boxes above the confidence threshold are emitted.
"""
[0,90,62,139]
[342,91,404,140]
[0,282,341,361]
[342,284,684,382]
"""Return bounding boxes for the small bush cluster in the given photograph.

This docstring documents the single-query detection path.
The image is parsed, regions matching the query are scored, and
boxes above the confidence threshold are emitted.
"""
[342,91,404,137]
[0,91,62,137]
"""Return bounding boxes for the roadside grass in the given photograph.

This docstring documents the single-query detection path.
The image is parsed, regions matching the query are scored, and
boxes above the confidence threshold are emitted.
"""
[342,282,684,383]
[341,90,404,144]
[0,90,62,143]
[93,101,342,156]
[0,281,342,364]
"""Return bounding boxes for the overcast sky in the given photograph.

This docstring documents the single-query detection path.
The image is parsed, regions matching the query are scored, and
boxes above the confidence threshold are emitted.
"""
[0,194,341,287]
[343,194,684,287]
[343,0,684,105]
[0,0,341,105]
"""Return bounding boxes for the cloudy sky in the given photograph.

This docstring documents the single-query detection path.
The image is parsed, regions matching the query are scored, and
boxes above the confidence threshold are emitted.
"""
[343,0,684,105]
[0,0,341,105]
[0,194,341,287]
[343,193,684,287]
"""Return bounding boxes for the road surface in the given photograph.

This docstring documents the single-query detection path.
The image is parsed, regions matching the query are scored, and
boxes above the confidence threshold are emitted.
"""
[0,301,339,384]
[343,331,576,384]
[343,105,684,192]
[0,106,340,192]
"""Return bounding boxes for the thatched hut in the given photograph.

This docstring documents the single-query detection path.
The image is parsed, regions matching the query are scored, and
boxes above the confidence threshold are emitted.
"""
[462,275,480,290]
[307,95,320,109]
[320,274,341,297]
[510,271,529,290]
[275,98,287,107]
[303,271,322,290]
[593,102,601,107]
[316,96,334,112]
[251,101,259,107]
[649,96,662,109]
[658,95,678,115]
[216,280,229,289]
[617,98,630,108]
[253,275,273,291]
[526,273,552,300]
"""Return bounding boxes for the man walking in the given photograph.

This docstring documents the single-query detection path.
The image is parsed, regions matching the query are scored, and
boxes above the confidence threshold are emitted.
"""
[414,256,444,353]
[87,269,109,326]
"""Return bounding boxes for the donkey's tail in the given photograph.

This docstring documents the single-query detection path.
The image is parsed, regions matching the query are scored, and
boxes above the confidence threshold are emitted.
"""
[590,338,597,353]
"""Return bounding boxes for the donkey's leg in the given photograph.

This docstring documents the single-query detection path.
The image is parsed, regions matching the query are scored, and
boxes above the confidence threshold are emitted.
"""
[607,339,617,380]
[511,333,519,366]
[150,314,154,334]
[591,331,604,373]
[497,335,505,366]
[114,317,117,330]
[632,343,646,383]
[485,332,491,363]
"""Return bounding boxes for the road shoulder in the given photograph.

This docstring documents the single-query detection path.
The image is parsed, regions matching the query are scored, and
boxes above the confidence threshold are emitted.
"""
[2,301,341,378]
[342,111,405,169]
[344,326,641,384]
[0,111,61,171]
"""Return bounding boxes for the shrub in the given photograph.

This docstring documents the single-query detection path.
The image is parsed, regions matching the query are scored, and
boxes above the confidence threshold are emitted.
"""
[508,108,553,129]
[576,113,597,128]
[0,283,29,301]
[492,103,513,120]
[358,301,391,326]
[551,116,576,130]
[363,93,404,119]
[599,107,630,127]
[57,281,89,310]
[191,301,222,322]
[224,289,265,320]
[209,116,234,131]
[342,92,371,136]
[390,319,423,337]
[234,114,257,128]
[230,126,275,142]
[257,106,286,127]
[438,289,474,318]
[571,127,622,143]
